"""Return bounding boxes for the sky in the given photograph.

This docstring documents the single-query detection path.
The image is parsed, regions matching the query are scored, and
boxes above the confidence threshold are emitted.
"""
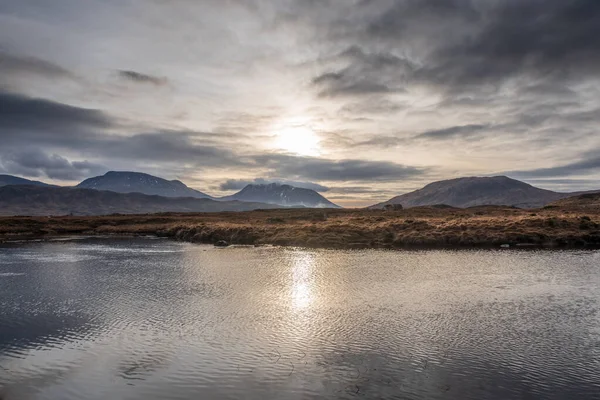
[1,0,599,207]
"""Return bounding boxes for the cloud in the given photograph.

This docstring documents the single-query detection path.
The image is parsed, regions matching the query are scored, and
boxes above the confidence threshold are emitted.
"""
[312,46,413,98]
[508,155,600,178]
[252,154,427,182]
[339,99,406,116]
[312,72,400,97]
[219,178,329,192]
[0,91,243,169]
[415,124,490,140]
[0,92,429,184]
[0,149,106,180]
[0,50,73,79]
[305,0,600,99]
[118,70,168,86]
[0,91,112,135]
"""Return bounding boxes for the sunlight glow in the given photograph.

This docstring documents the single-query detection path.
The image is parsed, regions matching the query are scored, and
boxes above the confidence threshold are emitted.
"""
[274,125,321,156]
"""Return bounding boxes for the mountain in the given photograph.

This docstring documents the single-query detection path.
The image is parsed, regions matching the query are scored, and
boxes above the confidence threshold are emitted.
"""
[371,176,598,209]
[221,183,340,208]
[77,171,211,199]
[0,185,279,216]
[0,174,52,187]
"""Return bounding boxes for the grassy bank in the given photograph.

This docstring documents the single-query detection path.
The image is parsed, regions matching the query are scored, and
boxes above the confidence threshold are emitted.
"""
[2,206,600,249]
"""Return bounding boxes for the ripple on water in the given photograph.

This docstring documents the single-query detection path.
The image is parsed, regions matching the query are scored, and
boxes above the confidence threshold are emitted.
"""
[1,240,600,400]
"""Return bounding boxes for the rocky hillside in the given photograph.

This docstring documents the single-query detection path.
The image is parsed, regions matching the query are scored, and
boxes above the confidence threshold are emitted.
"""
[221,183,340,208]
[371,176,593,209]
[0,185,278,216]
[77,171,211,198]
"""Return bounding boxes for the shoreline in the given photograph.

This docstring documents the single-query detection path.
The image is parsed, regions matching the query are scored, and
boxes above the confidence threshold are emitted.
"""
[2,207,599,250]
[2,234,600,251]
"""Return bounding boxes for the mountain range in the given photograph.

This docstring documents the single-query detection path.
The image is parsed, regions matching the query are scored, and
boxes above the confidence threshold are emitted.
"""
[371,176,596,209]
[0,185,279,216]
[0,172,598,216]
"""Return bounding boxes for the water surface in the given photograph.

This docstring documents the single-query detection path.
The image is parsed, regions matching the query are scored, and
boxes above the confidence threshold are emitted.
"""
[1,238,600,399]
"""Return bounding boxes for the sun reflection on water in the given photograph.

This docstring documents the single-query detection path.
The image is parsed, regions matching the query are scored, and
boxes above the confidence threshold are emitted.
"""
[289,250,316,310]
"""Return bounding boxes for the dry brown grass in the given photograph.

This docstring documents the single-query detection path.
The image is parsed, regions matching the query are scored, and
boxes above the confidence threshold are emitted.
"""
[1,205,600,248]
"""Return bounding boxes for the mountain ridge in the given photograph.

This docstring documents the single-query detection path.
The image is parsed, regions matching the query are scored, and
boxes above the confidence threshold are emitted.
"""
[0,174,55,188]
[0,185,279,216]
[221,183,340,208]
[371,176,599,209]
[76,171,212,199]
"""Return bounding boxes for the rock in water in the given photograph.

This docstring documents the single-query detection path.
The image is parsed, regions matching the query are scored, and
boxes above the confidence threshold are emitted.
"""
[215,240,230,247]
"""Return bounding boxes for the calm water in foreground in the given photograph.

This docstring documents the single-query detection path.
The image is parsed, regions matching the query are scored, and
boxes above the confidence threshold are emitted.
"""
[1,238,599,400]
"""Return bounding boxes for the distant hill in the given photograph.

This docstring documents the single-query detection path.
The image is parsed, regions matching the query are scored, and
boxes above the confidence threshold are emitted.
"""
[0,174,53,187]
[0,185,279,216]
[549,192,600,210]
[77,171,211,199]
[371,176,598,209]
[221,183,340,208]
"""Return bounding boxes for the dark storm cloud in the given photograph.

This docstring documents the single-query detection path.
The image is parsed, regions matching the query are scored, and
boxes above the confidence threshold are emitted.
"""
[309,0,600,97]
[0,149,106,180]
[253,154,426,182]
[118,70,168,86]
[0,51,73,79]
[219,178,329,192]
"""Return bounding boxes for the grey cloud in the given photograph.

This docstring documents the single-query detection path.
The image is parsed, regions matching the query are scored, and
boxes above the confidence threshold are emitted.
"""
[0,90,428,185]
[415,124,490,140]
[326,186,383,194]
[0,149,106,181]
[416,0,599,90]
[339,99,406,116]
[0,91,112,135]
[312,72,401,97]
[0,91,243,169]
[253,154,426,182]
[355,135,406,148]
[219,178,329,192]
[306,0,600,100]
[353,124,490,148]
[118,70,168,86]
[509,155,600,179]
[312,45,413,98]
[97,132,241,166]
[525,178,600,192]
[0,50,73,79]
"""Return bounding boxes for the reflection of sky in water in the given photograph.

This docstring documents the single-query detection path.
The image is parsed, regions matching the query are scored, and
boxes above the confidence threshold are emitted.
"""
[1,240,600,400]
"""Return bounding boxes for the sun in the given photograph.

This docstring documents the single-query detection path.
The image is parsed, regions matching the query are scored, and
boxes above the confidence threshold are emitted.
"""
[275,125,321,156]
